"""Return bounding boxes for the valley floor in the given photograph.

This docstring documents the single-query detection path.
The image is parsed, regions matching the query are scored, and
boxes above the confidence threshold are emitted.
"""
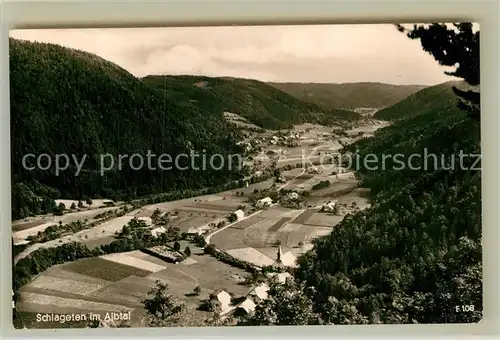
[12,119,386,328]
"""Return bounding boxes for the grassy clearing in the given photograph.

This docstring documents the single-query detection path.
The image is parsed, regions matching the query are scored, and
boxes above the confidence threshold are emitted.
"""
[12,220,47,232]
[211,227,246,251]
[100,253,167,273]
[28,275,103,296]
[20,292,134,313]
[226,248,275,267]
[43,266,111,286]
[63,257,151,282]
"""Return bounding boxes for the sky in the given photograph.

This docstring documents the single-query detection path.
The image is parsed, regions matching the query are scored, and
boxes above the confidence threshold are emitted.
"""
[9,24,461,85]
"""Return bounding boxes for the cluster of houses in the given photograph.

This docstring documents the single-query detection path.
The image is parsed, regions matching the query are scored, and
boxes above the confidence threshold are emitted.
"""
[209,244,297,318]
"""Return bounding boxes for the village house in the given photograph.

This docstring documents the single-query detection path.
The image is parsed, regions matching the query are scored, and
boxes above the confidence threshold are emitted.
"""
[256,197,273,208]
[234,298,256,317]
[320,200,338,213]
[233,209,245,221]
[267,271,292,284]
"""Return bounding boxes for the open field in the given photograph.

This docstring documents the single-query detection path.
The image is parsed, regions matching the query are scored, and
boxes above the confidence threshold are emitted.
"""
[229,215,266,230]
[19,292,134,313]
[291,209,315,224]
[226,248,275,267]
[100,252,167,273]
[62,257,152,282]
[81,236,116,249]
[345,120,390,135]
[269,217,292,232]
[16,246,252,327]
[28,275,104,296]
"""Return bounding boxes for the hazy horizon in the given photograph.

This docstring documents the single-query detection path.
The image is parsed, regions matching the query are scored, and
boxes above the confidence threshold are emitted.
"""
[9,24,463,86]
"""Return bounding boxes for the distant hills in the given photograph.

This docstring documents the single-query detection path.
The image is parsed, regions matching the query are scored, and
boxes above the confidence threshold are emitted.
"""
[269,82,426,111]
[142,75,361,129]
[9,38,243,218]
[9,38,360,219]
[373,81,465,120]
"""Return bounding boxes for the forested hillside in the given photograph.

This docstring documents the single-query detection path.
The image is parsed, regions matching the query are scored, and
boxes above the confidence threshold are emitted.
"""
[374,81,463,120]
[10,38,245,219]
[269,82,426,111]
[244,88,481,325]
[142,75,361,129]
[305,101,480,324]
[242,23,481,326]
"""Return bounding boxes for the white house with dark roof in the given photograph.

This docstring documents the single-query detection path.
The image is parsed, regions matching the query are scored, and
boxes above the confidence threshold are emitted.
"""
[256,197,272,208]
[233,209,245,221]
[236,298,256,315]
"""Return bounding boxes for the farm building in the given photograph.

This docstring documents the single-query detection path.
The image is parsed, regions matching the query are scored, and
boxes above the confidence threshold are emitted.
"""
[286,192,299,200]
[142,246,184,263]
[320,200,338,213]
[256,197,272,208]
[150,226,166,237]
[274,246,298,268]
[249,282,270,302]
[233,209,245,221]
